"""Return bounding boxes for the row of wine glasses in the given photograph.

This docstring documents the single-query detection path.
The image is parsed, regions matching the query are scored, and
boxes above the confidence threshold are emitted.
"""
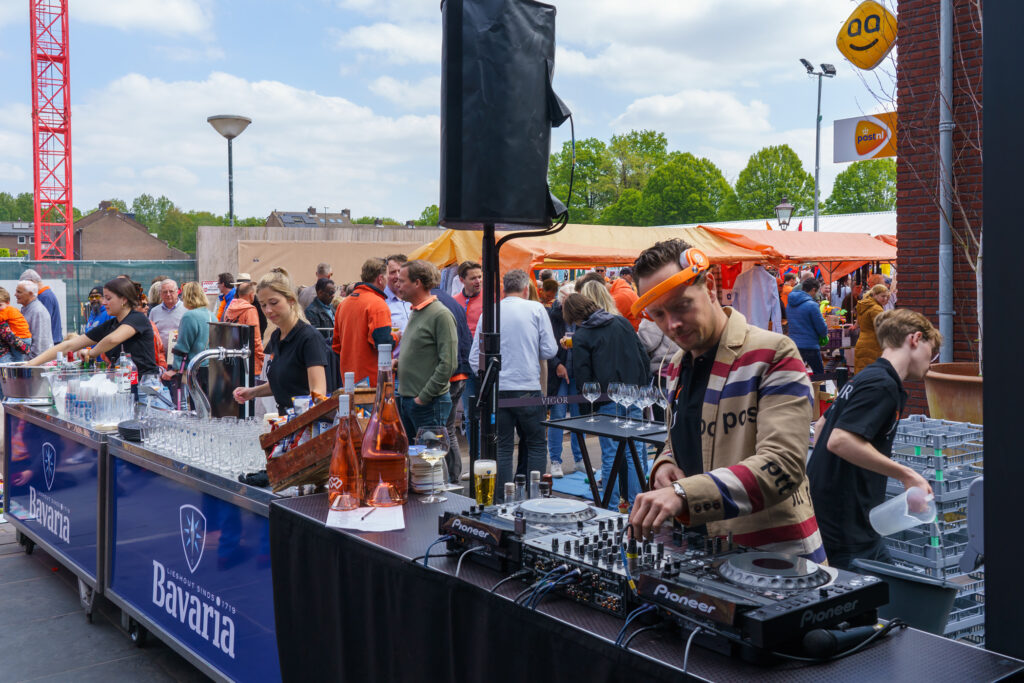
[581,382,670,430]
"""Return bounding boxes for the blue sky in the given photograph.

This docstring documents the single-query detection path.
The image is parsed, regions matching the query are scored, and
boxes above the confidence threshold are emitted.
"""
[0,0,896,222]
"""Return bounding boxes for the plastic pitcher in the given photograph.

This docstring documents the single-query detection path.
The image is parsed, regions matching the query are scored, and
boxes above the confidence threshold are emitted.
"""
[869,486,936,536]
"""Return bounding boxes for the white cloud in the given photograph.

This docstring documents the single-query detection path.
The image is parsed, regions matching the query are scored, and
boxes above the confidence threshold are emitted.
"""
[611,90,772,143]
[337,22,440,64]
[0,72,440,219]
[336,0,438,24]
[368,75,440,110]
[74,0,212,37]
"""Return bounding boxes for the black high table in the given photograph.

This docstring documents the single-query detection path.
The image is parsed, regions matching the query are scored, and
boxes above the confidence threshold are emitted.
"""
[269,493,1023,683]
[541,413,666,508]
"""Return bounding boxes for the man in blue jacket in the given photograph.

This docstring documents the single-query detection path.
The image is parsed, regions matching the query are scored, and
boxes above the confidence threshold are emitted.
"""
[787,278,828,374]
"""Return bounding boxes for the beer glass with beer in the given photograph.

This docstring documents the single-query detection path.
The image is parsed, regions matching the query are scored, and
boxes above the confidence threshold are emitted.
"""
[474,459,497,506]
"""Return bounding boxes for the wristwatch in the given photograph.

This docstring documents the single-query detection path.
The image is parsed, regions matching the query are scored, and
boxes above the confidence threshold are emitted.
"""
[671,481,687,501]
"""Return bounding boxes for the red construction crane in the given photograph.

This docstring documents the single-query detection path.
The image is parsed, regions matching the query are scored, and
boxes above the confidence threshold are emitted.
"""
[29,0,73,260]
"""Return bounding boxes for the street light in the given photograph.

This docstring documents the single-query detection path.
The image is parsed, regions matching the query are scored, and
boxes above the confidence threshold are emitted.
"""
[799,59,835,232]
[775,197,795,230]
[207,115,252,227]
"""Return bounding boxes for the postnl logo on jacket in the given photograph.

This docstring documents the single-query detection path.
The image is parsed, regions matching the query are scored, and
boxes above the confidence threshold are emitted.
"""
[855,119,889,156]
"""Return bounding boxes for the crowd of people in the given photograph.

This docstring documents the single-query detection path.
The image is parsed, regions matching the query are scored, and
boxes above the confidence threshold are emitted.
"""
[6,248,928,570]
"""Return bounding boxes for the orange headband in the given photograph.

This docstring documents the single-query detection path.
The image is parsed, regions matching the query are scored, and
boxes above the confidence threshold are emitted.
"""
[630,248,710,318]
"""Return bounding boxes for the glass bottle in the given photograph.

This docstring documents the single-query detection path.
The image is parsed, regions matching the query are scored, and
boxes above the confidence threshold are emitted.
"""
[343,371,364,442]
[328,394,361,511]
[360,345,409,506]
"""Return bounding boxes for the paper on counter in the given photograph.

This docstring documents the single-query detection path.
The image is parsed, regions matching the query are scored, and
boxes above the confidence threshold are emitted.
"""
[326,506,405,532]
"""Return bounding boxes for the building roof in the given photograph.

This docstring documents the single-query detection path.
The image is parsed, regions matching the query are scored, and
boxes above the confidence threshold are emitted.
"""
[267,209,356,227]
[664,210,896,236]
[0,221,34,236]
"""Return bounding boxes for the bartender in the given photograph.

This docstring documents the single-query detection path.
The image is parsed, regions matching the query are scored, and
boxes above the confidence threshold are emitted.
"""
[28,278,158,376]
[232,272,327,413]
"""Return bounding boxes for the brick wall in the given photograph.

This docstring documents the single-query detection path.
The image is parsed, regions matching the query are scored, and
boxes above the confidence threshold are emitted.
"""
[896,0,983,413]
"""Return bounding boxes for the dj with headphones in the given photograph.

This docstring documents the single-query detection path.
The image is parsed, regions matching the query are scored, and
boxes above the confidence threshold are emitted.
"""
[627,239,827,563]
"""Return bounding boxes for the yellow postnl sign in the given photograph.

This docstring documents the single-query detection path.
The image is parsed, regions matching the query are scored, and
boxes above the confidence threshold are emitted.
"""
[837,1,897,70]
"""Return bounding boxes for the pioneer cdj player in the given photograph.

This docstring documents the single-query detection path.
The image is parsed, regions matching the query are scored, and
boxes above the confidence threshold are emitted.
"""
[438,499,889,659]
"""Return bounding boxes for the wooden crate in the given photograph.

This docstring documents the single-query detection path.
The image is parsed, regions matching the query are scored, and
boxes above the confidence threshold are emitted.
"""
[260,388,376,492]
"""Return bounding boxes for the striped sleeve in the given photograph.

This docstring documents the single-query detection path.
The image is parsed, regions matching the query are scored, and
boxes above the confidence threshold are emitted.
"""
[759,354,813,404]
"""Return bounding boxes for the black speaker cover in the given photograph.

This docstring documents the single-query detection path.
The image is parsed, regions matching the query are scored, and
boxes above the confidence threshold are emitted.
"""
[440,0,570,229]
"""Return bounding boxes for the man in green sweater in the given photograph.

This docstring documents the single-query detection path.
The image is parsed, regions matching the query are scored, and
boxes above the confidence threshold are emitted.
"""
[395,259,458,436]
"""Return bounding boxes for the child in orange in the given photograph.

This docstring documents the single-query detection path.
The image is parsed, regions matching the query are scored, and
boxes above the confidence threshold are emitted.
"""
[0,286,32,361]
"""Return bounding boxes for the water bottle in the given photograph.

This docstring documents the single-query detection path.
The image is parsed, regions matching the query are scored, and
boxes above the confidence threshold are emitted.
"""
[123,353,139,400]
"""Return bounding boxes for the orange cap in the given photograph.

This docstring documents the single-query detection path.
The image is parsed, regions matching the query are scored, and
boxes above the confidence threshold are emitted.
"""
[630,248,710,319]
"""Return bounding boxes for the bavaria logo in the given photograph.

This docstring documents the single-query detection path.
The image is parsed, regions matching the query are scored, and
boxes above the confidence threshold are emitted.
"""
[42,442,56,491]
[180,505,207,574]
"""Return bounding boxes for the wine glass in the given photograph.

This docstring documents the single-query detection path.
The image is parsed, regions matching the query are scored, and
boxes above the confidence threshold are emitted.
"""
[638,386,657,430]
[620,384,638,428]
[415,426,450,503]
[606,382,622,423]
[581,382,601,422]
[656,387,670,428]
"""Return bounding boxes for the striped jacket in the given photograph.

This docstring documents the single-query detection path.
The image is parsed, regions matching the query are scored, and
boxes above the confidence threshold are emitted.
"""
[651,308,825,562]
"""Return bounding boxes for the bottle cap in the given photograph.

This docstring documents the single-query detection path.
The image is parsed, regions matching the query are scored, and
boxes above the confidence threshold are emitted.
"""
[338,394,349,412]
[514,474,526,485]
[530,470,541,482]
[377,345,392,366]
[344,372,355,392]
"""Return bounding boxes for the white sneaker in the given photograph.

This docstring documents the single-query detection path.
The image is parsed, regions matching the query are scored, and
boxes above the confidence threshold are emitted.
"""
[460,472,470,481]
[550,463,564,478]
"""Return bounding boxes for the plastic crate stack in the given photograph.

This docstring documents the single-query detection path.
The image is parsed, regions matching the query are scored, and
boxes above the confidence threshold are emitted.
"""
[885,415,985,645]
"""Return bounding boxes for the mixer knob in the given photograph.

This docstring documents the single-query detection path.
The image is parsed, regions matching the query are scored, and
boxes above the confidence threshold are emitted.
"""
[551,538,559,552]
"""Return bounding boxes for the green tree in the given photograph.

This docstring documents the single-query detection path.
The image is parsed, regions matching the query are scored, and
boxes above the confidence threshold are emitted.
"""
[414,204,439,226]
[14,192,34,220]
[608,130,669,196]
[548,137,615,223]
[600,188,645,226]
[733,145,814,218]
[638,153,735,225]
[131,194,175,230]
[823,159,897,214]
[354,216,400,225]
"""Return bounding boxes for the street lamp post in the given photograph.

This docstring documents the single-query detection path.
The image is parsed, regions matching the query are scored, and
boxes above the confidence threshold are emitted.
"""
[799,60,835,233]
[207,115,252,227]
[775,196,795,231]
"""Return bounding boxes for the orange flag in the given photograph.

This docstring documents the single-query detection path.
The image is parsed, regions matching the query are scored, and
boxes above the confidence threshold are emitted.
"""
[765,220,773,231]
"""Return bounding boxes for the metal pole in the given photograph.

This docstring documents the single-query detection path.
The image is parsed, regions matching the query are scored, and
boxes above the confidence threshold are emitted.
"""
[474,223,501,498]
[938,0,954,362]
[814,72,822,233]
[228,137,235,227]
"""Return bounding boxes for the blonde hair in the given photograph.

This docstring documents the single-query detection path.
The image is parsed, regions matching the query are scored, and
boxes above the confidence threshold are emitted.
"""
[257,270,307,323]
[181,281,209,310]
[875,309,942,351]
[868,284,889,298]
[0,286,9,303]
[579,280,618,316]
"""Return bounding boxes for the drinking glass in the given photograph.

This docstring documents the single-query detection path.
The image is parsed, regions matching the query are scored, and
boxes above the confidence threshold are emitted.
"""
[581,382,601,422]
[415,426,450,504]
[606,382,623,423]
[638,386,657,429]
[656,388,670,428]
[620,384,638,428]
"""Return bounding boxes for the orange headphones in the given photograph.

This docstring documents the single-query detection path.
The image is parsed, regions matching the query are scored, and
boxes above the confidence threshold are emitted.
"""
[630,248,710,319]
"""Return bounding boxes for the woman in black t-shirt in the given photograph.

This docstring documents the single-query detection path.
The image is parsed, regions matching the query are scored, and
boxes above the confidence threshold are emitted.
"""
[29,277,158,376]
[232,271,327,413]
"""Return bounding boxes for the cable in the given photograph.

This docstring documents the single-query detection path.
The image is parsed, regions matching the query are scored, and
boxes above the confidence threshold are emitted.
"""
[622,624,662,652]
[618,529,638,595]
[455,546,487,578]
[410,550,458,564]
[422,535,454,568]
[615,603,657,646]
[769,619,908,663]
[516,565,570,606]
[529,569,581,610]
[565,113,576,211]
[682,626,702,674]
[490,569,532,594]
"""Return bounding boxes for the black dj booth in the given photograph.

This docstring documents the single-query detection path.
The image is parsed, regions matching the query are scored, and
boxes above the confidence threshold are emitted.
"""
[269,494,1022,682]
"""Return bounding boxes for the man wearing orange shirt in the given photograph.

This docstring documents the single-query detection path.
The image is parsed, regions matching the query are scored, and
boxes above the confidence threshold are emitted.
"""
[610,266,640,331]
[332,258,393,386]
[781,272,798,309]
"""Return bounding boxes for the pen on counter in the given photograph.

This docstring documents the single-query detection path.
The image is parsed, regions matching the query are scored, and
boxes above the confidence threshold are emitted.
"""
[361,508,377,521]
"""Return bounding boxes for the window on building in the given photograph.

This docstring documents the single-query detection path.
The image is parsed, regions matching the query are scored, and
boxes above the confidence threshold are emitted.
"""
[17,236,26,244]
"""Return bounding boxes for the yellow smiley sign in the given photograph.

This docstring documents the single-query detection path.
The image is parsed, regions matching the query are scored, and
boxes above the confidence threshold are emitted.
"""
[837,1,897,70]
